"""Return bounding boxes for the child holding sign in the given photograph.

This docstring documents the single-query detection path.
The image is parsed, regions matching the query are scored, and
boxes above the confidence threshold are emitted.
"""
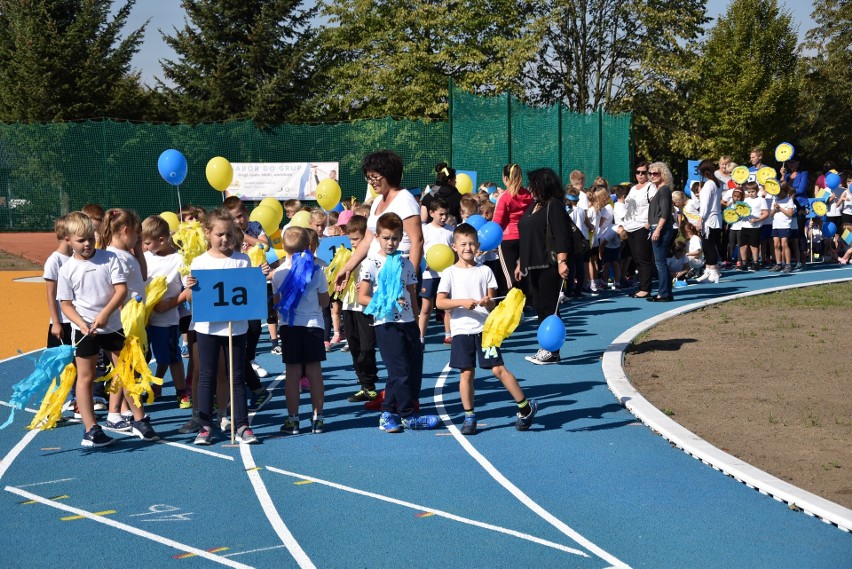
[185,209,260,445]
[272,226,330,435]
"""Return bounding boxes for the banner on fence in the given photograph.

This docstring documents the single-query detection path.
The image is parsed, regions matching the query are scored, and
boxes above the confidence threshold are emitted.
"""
[226,162,340,201]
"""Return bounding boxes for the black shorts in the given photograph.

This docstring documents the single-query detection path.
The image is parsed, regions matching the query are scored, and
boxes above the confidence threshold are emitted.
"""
[266,282,277,324]
[739,227,761,248]
[449,333,504,370]
[601,246,621,263]
[73,329,124,358]
[279,325,326,365]
[419,277,440,298]
[46,322,72,348]
[179,314,192,334]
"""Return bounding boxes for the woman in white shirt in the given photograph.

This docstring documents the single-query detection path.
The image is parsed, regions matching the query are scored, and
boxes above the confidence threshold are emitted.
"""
[694,159,723,283]
[622,161,656,298]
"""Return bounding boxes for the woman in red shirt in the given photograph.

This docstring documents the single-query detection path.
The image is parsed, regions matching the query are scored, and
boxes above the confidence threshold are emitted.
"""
[493,163,534,296]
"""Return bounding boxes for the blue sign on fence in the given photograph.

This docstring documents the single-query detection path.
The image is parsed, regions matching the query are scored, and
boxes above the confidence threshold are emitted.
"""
[191,268,268,323]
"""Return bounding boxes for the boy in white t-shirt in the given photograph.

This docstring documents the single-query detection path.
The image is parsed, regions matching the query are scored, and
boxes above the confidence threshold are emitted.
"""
[739,181,769,271]
[44,215,73,348]
[436,224,537,435]
[769,183,796,273]
[418,196,454,344]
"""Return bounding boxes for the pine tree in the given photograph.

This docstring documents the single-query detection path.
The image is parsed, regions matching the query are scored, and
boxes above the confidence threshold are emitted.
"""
[159,0,315,125]
[0,0,147,121]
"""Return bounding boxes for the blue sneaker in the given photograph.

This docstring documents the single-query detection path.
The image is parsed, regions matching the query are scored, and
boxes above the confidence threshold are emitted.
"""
[180,342,189,358]
[460,414,477,436]
[380,412,403,433]
[402,414,439,430]
[515,400,538,431]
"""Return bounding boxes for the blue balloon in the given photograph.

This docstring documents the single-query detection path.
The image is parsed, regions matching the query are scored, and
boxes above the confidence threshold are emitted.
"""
[537,314,566,352]
[158,149,187,186]
[477,221,504,251]
[465,214,487,231]
[823,221,837,239]
[825,173,841,191]
[332,203,344,213]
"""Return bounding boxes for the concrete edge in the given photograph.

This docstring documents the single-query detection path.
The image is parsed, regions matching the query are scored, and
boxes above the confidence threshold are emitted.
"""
[602,275,852,533]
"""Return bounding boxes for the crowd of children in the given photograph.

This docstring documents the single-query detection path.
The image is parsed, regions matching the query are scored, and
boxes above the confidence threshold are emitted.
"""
[44,151,849,448]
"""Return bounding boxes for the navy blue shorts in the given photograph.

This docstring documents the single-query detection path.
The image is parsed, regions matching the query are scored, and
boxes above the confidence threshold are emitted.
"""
[449,333,504,370]
[419,277,440,298]
[73,329,124,358]
[601,246,621,263]
[760,224,773,240]
[771,228,792,239]
[148,324,180,365]
[279,325,326,365]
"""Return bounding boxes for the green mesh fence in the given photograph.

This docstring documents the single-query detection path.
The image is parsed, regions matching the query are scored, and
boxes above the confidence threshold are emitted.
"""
[0,91,630,231]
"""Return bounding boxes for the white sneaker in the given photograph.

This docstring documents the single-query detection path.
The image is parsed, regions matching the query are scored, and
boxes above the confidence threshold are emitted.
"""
[219,414,231,431]
[525,349,548,363]
[695,271,711,282]
[250,360,268,378]
[708,270,721,283]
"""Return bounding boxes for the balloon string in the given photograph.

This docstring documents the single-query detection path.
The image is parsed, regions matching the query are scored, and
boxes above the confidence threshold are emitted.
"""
[176,184,183,215]
[554,279,566,315]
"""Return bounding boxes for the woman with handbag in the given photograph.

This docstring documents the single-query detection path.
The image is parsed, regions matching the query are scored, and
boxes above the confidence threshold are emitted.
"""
[623,161,656,298]
[515,168,572,365]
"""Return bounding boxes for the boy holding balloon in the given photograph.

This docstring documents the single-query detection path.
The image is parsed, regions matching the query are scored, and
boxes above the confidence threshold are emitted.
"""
[418,196,454,345]
[436,223,537,436]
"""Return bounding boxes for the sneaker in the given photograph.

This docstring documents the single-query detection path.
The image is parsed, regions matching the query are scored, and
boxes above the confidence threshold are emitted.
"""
[219,414,231,432]
[769,264,782,272]
[178,413,201,434]
[347,389,378,403]
[793,262,803,271]
[193,427,213,446]
[178,393,192,409]
[62,399,75,414]
[516,400,538,431]
[750,263,760,272]
[380,412,403,433]
[340,341,350,352]
[525,349,548,363]
[781,264,793,273]
[530,350,560,365]
[180,342,189,358]
[324,341,332,352]
[250,360,268,378]
[402,414,440,430]
[270,345,282,356]
[236,425,258,444]
[460,414,477,436]
[93,399,108,412]
[104,417,132,432]
[735,261,745,271]
[249,389,272,411]
[299,377,310,392]
[131,416,160,441]
[311,417,325,434]
[364,390,385,411]
[81,424,114,448]
[281,416,299,435]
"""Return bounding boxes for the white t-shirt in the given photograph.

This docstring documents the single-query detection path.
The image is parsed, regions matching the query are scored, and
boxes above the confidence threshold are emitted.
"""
[569,206,589,239]
[597,225,621,250]
[687,235,703,259]
[743,196,768,229]
[43,251,71,324]
[56,249,126,333]
[359,253,418,325]
[421,222,454,279]
[367,189,421,256]
[683,198,701,226]
[841,190,852,216]
[107,246,146,302]
[144,251,184,327]
[271,260,328,329]
[188,251,250,336]
[699,180,722,231]
[624,183,656,232]
[612,201,626,227]
[772,196,794,230]
[591,205,614,246]
[827,187,844,217]
[437,264,497,336]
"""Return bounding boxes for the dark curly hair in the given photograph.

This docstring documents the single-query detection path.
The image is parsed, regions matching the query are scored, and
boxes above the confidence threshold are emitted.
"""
[527,168,564,203]
[362,150,404,187]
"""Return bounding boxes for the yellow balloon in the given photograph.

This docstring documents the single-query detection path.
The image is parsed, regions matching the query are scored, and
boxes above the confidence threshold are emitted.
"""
[206,157,233,192]
[291,210,312,228]
[268,228,283,250]
[260,198,284,224]
[316,179,342,211]
[456,173,473,194]
[249,204,279,235]
[159,211,180,232]
[426,244,454,272]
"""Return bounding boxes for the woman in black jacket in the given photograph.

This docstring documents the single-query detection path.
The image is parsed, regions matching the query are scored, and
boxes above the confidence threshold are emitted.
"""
[515,167,572,365]
[421,162,462,223]
[647,161,675,301]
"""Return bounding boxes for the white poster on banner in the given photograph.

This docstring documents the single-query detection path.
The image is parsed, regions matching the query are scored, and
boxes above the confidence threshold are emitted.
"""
[225,162,339,201]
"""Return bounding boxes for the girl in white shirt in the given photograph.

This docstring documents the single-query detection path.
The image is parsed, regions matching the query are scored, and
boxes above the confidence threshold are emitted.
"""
[769,184,796,272]
[695,159,723,283]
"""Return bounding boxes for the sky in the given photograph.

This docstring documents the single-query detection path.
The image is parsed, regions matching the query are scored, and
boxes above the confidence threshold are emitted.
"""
[123,0,816,87]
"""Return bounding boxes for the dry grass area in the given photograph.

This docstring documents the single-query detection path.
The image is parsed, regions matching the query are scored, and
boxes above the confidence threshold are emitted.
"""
[625,282,852,510]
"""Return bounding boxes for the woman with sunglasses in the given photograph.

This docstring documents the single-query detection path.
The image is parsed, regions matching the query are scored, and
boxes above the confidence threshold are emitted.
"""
[335,150,424,290]
[622,161,656,298]
[646,163,675,301]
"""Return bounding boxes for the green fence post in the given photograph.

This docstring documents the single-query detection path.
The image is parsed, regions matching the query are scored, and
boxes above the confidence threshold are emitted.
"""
[507,92,512,165]
[598,107,604,178]
[448,77,454,167]
[558,102,563,181]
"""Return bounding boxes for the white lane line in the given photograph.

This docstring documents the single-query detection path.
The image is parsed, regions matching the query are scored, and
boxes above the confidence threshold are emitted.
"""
[15,477,76,488]
[239,444,316,569]
[264,465,586,556]
[0,399,40,413]
[0,428,39,481]
[103,428,235,461]
[5,486,253,568]
[603,274,852,533]
[0,347,43,364]
[434,364,631,569]
[223,545,287,558]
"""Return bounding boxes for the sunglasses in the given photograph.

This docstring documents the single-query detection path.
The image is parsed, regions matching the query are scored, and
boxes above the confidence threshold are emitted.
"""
[635,170,648,175]
[649,172,662,177]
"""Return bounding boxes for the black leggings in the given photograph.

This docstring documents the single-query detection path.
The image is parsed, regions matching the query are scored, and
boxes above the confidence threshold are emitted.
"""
[196,332,248,430]
[497,239,523,297]
[244,320,262,391]
[527,266,564,323]
[627,227,653,293]
[703,227,723,266]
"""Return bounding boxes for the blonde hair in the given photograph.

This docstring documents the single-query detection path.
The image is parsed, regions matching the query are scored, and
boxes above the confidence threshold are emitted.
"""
[648,162,674,189]
[283,226,309,254]
[460,195,479,217]
[503,164,523,197]
[54,214,68,240]
[64,211,94,239]
[141,215,171,241]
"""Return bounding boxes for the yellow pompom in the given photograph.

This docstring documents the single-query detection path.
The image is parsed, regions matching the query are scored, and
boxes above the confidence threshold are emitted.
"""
[482,288,526,349]
[247,244,267,267]
[325,245,353,298]
[172,221,208,276]
[27,363,76,430]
